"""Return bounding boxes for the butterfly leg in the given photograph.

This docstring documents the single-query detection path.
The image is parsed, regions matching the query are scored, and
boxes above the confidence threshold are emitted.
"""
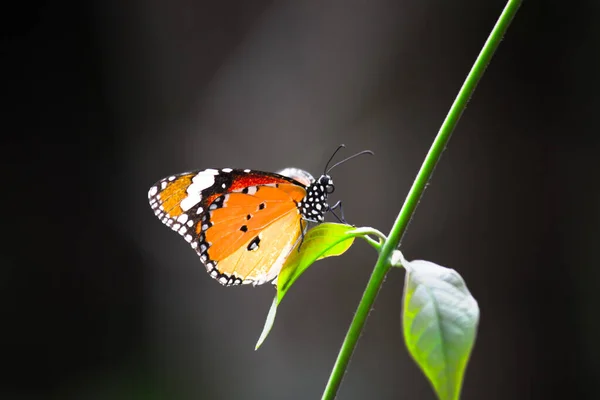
[298,219,311,251]
[298,217,320,251]
[298,219,306,251]
[328,200,349,225]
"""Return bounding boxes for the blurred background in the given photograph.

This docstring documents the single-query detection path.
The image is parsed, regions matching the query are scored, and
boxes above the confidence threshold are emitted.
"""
[3,0,599,399]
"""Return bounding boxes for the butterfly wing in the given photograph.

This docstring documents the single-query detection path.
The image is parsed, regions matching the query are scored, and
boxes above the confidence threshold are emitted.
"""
[148,169,308,286]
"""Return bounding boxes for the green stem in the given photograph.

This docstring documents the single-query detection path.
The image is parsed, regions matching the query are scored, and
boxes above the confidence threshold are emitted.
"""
[360,235,382,251]
[321,1,522,398]
[352,227,388,250]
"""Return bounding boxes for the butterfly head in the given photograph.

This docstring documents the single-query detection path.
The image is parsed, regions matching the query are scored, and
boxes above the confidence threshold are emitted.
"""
[320,174,335,194]
[288,145,374,223]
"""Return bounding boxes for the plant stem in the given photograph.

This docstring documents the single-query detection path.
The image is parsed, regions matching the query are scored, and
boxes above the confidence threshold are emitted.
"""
[321,1,522,398]
[352,227,387,250]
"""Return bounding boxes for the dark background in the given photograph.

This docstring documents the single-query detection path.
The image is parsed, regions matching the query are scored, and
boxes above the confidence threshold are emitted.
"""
[2,0,599,399]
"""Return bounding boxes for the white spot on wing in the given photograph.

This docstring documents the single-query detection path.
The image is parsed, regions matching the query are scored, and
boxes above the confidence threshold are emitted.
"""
[180,169,219,211]
[222,168,232,173]
[176,214,188,224]
[244,169,251,173]
[180,197,199,212]
[178,226,187,235]
[277,168,315,186]
[161,181,167,189]
[148,186,158,197]
[185,234,192,242]
[196,206,204,214]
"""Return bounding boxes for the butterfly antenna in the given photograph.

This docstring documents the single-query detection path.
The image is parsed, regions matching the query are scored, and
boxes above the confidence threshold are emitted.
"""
[326,149,374,174]
[323,144,347,175]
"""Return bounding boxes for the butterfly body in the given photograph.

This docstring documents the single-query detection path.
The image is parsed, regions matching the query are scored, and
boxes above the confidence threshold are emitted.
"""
[148,168,333,286]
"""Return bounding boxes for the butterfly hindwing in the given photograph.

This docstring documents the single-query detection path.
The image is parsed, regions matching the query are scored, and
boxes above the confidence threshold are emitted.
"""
[210,208,302,285]
[148,169,308,286]
[203,184,307,285]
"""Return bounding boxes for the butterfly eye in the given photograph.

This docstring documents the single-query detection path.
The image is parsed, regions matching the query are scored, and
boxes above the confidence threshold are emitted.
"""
[326,184,335,194]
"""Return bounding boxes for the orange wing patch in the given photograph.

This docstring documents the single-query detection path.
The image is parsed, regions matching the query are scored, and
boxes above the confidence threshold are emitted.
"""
[216,210,301,285]
[148,172,197,228]
[202,183,306,285]
[157,174,193,217]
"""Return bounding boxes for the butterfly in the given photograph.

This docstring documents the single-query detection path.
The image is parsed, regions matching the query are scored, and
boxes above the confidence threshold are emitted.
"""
[148,145,372,287]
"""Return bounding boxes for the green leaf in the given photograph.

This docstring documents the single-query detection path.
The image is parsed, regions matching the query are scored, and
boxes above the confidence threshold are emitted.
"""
[401,257,479,400]
[276,223,360,304]
[255,296,278,350]
[255,223,365,349]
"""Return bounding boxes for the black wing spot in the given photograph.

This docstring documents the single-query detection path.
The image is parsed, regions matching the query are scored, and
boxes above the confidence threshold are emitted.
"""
[240,225,248,232]
[246,214,252,220]
[247,236,261,251]
[242,187,249,194]
[258,202,266,210]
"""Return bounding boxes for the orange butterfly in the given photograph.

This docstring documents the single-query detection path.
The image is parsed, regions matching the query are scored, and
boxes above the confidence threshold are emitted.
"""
[148,145,372,286]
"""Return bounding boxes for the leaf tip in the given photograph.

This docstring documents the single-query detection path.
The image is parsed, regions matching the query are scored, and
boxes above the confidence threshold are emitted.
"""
[255,296,279,350]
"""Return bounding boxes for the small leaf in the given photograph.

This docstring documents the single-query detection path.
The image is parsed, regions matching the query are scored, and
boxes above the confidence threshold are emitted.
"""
[255,223,366,349]
[255,296,278,350]
[401,257,479,400]
[276,223,361,304]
